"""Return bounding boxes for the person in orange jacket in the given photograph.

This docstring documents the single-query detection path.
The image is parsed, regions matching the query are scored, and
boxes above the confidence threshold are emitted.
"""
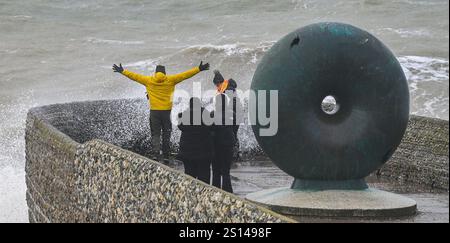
[112,61,210,163]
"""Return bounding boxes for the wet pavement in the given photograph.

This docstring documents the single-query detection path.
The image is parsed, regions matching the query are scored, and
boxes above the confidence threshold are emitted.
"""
[170,159,449,223]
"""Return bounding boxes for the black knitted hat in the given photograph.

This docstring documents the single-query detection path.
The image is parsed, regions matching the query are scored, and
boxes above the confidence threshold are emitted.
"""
[155,65,166,74]
[213,70,225,85]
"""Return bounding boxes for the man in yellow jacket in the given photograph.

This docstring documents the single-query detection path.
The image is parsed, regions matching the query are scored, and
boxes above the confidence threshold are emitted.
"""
[112,61,210,163]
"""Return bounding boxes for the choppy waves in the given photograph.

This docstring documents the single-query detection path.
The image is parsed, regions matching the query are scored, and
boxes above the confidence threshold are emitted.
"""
[122,41,449,120]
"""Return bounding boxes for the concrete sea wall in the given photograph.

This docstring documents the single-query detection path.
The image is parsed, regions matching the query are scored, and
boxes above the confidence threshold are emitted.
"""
[376,115,449,190]
[25,98,449,222]
[25,100,290,223]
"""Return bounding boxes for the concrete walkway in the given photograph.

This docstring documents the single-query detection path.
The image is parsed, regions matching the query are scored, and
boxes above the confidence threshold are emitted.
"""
[172,159,448,223]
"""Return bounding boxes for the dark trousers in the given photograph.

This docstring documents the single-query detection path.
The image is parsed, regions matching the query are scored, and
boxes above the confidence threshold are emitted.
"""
[212,148,233,193]
[149,110,172,159]
[183,158,211,184]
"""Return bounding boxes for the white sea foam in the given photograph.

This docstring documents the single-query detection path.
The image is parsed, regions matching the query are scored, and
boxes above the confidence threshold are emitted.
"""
[178,42,275,58]
[382,28,432,38]
[12,15,32,19]
[0,49,19,54]
[399,56,449,81]
[398,0,448,6]
[0,166,27,223]
[125,58,160,69]
[85,37,145,45]
[399,56,449,119]
[0,97,32,223]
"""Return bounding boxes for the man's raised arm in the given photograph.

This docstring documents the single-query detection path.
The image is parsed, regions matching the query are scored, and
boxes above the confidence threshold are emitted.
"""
[112,63,150,86]
[170,61,210,84]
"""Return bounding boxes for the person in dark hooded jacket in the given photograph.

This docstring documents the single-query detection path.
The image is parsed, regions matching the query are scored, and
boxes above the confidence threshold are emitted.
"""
[212,70,242,161]
[177,97,214,184]
[211,93,236,193]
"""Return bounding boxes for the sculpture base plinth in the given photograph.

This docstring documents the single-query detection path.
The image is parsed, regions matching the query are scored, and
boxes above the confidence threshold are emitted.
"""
[246,187,417,218]
[291,179,368,190]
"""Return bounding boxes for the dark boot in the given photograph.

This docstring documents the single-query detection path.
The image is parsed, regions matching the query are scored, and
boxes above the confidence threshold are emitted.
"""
[197,159,211,184]
[221,174,233,193]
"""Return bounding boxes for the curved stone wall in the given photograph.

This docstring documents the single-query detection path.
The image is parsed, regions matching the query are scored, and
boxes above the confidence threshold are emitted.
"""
[25,98,448,222]
[25,100,291,223]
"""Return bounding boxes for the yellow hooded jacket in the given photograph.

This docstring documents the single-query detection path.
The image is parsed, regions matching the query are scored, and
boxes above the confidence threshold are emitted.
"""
[122,67,200,110]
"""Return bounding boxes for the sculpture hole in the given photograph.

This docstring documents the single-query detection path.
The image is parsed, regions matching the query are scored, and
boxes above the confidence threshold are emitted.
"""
[321,95,339,115]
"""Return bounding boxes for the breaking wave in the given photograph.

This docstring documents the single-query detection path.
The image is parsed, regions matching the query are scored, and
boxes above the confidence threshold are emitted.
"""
[123,42,449,120]
[125,41,275,70]
[399,56,449,119]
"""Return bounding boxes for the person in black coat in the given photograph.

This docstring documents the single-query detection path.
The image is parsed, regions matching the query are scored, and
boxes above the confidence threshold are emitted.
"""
[177,97,214,184]
[211,93,236,193]
[213,70,242,161]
